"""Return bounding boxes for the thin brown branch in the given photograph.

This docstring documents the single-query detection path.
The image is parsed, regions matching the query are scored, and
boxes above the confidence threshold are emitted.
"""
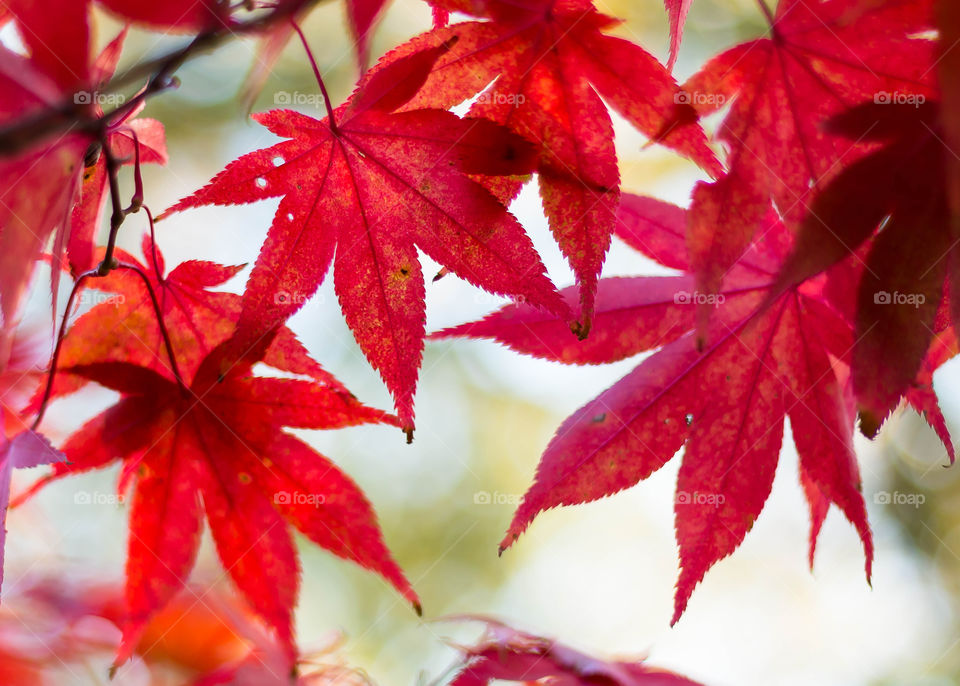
[115,262,187,393]
[0,0,322,157]
[30,269,98,432]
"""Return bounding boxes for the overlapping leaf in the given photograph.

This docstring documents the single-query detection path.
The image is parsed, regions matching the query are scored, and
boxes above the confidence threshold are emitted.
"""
[448,617,704,685]
[167,41,566,435]
[436,193,888,622]
[43,236,340,403]
[774,101,952,436]
[682,0,937,308]
[6,0,231,82]
[377,0,719,329]
[939,0,960,329]
[24,255,417,672]
[664,0,694,70]
[0,45,88,322]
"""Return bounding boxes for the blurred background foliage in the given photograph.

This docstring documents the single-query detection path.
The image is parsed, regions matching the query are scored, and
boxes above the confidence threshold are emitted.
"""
[7,0,960,683]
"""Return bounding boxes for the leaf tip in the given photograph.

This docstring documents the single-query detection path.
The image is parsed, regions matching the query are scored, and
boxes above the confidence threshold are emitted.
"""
[671,571,696,627]
[858,409,882,439]
[497,531,518,556]
[570,309,593,341]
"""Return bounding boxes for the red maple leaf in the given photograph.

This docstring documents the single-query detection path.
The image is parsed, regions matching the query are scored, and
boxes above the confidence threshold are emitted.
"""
[447,617,704,685]
[0,47,88,323]
[4,0,232,89]
[376,0,720,329]
[773,101,952,436]
[41,235,341,404]
[435,192,899,623]
[682,0,936,308]
[939,0,960,331]
[24,258,418,671]
[664,0,694,70]
[96,0,232,32]
[907,326,957,465]
[346,0,391,69]
[166,40,566,435]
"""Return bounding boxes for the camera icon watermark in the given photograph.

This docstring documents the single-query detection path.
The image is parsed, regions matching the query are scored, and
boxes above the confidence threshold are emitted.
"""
[74,91,126,107]
[674,290,725,306]
[874,91,926,108]
[74,490,125,506]
[274,490,325,506]
[874,490,925,508]
[273,290,312,306]
[675,490,725,506]
[476,91,525,106]
[674,90,727,107]
[473,490,523,505]
[78,291,125,307]
[273,91,325,107]
[873,290,925,308]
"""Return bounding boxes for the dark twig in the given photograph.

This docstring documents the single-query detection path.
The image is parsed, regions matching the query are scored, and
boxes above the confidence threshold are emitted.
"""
[115,262,187,393]
[0,0,321,157]
[98,133,125,276]
[30,269,98,432]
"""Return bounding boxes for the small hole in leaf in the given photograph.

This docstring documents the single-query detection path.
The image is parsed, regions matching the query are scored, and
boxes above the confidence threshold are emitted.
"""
[287,213,294,221]
[272,156,284,167]
[255,177,267,189]
[685,413,693,426]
